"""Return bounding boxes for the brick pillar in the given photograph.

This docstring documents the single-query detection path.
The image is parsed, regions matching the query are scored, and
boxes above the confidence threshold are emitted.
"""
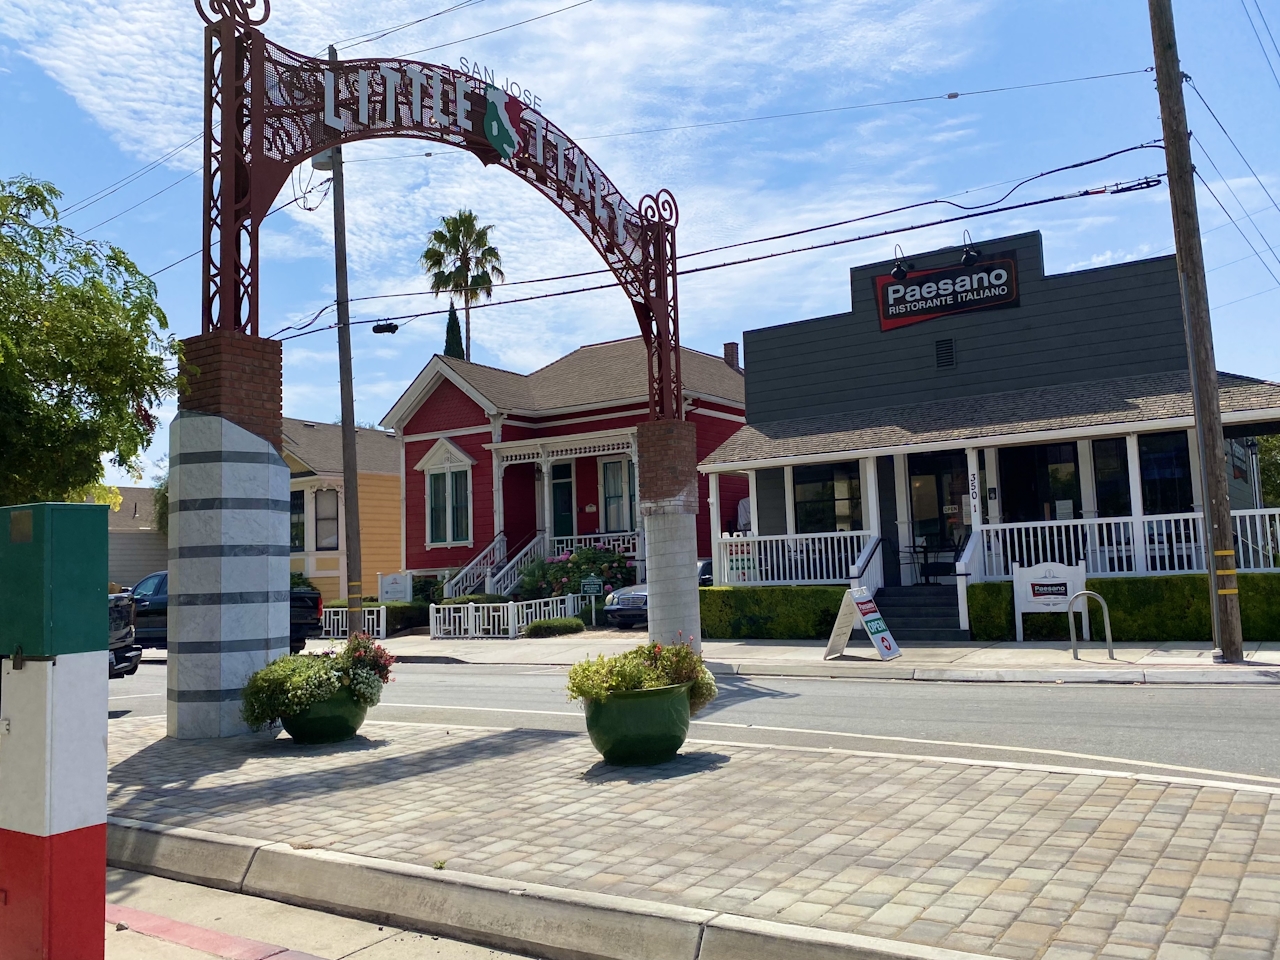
[167,330,289,738]
[636,419,701,653]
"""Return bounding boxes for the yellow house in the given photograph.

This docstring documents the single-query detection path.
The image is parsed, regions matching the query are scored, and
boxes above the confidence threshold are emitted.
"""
[281,417,403,603]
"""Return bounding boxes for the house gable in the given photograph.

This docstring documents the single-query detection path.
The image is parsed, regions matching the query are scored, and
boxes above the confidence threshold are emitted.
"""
[404,376,492,436]
[413,436,477,472]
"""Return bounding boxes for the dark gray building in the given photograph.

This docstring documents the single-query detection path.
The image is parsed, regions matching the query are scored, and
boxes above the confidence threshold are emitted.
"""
[700,231,1279,631]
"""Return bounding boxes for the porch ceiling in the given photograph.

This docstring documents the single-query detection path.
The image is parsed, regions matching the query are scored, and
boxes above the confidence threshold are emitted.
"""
[702,370,1280,469]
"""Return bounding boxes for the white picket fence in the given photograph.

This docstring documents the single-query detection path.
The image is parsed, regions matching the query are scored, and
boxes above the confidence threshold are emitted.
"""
[430,594,585,638]
[320,606,387,640]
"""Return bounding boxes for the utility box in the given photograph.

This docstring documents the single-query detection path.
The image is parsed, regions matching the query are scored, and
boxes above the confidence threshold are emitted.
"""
[0,502,108,658]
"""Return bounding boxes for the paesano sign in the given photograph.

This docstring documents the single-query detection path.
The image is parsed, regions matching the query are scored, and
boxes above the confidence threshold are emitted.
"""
[874,253,1020,331]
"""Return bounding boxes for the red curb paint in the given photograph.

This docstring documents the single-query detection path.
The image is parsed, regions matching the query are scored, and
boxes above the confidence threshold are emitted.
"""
[0,823,105,960]
[105,903,326,960]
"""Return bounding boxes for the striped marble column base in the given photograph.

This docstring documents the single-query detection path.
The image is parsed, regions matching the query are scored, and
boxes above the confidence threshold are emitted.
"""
[167,411,291,739]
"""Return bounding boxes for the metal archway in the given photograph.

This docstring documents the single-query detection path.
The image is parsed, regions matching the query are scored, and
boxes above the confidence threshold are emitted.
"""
[198,0,682,420]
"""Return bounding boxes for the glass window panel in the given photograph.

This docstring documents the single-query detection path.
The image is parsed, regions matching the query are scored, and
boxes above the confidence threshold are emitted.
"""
[429,473,448,543]
[315,489,339,551]
[1092,438,1132,518]
[290,489,305,551]
[603,461,627,532]
[793,463,861,534]
[450,470,469,542]
[1138,431,1194,515]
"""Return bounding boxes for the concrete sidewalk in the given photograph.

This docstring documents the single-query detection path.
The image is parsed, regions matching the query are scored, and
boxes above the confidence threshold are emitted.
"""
[375,633,1280,684]
[108,714,1280,960]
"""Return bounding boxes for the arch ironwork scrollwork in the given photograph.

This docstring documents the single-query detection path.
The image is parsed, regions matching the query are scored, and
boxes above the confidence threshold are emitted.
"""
[198,7,684,420]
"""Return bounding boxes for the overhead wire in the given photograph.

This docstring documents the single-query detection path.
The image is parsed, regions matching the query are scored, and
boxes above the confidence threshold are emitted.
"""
[331,0,493,52]
[1186,79,1280,221]
[46,130,204,223]
[576,68,1155,141]
[1193,169,1280,287]
[81,167,201,236]
[274,175,1166,342]
[1239,0,1280,94]
[1190,134,1280,272]
[396,0,595,57]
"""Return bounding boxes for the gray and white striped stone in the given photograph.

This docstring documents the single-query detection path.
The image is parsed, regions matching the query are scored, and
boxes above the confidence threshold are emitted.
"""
[166,411,290,739]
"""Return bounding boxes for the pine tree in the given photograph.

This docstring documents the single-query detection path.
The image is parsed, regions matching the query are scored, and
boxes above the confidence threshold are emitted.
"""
[443,301,465,359]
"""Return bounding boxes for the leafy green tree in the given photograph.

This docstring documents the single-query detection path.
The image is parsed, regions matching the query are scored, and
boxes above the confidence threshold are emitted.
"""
[443,301,465,359]
[1258,435,1280,508]
[419,210,504,362]
[0,176,180,505]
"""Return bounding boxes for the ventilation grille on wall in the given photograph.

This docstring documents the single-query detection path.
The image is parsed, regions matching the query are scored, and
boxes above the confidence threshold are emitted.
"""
[935,338,956,369]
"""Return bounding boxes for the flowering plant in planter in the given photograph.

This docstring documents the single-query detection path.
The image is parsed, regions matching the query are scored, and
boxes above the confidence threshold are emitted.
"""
[518,546,635,600]
[241,632,394,733]
[567,638,717,714]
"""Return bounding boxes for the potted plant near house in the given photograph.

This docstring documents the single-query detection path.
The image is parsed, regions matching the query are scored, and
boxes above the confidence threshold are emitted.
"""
[567,638,717,765]
[241,633,394,744]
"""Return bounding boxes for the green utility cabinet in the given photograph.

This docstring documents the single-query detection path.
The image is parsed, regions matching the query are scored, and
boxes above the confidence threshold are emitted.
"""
[0,503,108,658]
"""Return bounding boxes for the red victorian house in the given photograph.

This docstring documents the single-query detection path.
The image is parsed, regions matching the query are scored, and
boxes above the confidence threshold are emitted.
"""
[381,337,747,596]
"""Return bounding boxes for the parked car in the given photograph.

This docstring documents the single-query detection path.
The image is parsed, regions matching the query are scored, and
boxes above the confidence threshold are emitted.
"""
[605,561,710,628]
[129,572,323,654]
[108,591,142,678]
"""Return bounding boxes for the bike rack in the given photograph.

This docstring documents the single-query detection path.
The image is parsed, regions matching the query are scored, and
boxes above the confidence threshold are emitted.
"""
[1067,590,1114,661]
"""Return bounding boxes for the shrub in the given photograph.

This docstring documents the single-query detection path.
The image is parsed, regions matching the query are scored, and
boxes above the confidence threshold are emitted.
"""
[567,641,717,714]
[519,547,635,600]
[966,574,1280,641]
[699,586,847,639]
[240,632,395,731]
[290,571,317,591]
[439,593,509,606]
[413,575,443,604]
[325,600,432,635]
[526,617,586,637]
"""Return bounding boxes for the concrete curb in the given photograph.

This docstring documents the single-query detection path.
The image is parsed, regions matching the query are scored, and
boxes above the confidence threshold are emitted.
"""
[714,663,1280,684]
[107,817,988,960]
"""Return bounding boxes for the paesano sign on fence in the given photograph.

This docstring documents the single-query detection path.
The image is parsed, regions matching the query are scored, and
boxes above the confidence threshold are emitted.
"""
[874,253,1020,331]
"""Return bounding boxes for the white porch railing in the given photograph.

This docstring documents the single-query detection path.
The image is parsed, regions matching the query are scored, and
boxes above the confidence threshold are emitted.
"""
[491,534,549,596]
[320,606,387,640]
[549,531,642,558]
[976,507,1280,580]
[429,594,585,638]
[442,534,506,598]
[716,530,873,585]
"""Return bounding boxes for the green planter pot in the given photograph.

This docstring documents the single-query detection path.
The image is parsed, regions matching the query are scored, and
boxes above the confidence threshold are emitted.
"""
[281,687,368,744]
[584,682,692,765]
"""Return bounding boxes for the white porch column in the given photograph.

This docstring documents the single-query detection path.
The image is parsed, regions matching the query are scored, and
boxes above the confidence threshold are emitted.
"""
[894,453,913,585]
[747,470,760,535]
[1078,439,1098,519]
[540,455,554,541]
[493,457,506,543]
[1187,428,1204,512]
[783,465,796,536]
[708,472,722,586]
[983,447,1001,524]
[1126,433,1148,574]
[862,457,880,535]
[965,447,981,535]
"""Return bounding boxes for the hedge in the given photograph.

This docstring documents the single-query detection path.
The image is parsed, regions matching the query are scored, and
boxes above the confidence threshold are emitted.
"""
[439,594,508,606]
[526,617,586,638]
[699,586,848,640]
[967,574,1280,641]
[326,599,432,635]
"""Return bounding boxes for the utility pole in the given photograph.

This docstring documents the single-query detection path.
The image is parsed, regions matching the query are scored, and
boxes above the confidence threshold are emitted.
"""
[325,44,363,620]
[1148,0,1243,661]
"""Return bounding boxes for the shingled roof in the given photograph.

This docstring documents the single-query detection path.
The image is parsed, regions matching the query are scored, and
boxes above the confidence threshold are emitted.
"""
[702,371,1280,467]
[107,486,161,533]
[431,336,745,414]
[282,418,400,475]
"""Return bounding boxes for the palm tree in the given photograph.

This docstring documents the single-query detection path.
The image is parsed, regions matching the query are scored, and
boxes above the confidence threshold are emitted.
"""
[420,210,505,362]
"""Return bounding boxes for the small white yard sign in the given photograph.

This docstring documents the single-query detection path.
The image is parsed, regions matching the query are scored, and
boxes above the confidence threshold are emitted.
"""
[1012,561,1086,642]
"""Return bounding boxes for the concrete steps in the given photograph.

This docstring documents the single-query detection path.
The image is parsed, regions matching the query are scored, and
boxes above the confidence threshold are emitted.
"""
[873,585,970,642]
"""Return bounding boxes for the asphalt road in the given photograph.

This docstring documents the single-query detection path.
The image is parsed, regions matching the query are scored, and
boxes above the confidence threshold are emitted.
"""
[110,662,1280,785]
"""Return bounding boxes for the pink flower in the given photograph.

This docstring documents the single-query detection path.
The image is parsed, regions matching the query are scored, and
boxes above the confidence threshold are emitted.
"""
[562,577,569,583]
[604,584,613,592]
[626,560,635,568]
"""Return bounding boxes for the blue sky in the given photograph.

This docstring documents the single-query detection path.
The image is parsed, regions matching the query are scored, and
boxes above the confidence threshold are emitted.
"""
[2,0,1279,486]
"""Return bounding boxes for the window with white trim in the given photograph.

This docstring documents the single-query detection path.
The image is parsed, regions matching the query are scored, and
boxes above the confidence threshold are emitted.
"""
[416,438,475,547]
[315,489,339,550]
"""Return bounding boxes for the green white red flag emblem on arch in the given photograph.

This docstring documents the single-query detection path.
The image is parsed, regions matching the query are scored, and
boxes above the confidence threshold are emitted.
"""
[484,85,523,160]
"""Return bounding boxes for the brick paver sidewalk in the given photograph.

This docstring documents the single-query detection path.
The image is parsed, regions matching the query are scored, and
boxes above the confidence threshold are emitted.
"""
[108,717,1280,960]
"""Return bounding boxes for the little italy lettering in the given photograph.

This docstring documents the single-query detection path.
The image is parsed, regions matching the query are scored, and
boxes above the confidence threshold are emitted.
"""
[874,254,1020,331]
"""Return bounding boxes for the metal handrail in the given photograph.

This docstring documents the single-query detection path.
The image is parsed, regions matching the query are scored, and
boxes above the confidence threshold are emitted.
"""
[1067,590,1114,661]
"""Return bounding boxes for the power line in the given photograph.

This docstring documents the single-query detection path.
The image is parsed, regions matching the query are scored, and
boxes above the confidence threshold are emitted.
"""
[332,0,493,52]
[275,176,1163,342]
[576,68,1154,141]
[1186,80,1280,222]
[1255,0,1280,65]
[397,0,595,57]
[1239,0,1280,94]
[81,167,201,236]
[48,130,203,223]
[1193,168,1280,286]
[1191,134,1280,272]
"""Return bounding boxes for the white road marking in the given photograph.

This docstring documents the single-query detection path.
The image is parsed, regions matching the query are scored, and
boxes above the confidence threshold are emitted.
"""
[109,694,164,700]
[372,701,1280,786]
